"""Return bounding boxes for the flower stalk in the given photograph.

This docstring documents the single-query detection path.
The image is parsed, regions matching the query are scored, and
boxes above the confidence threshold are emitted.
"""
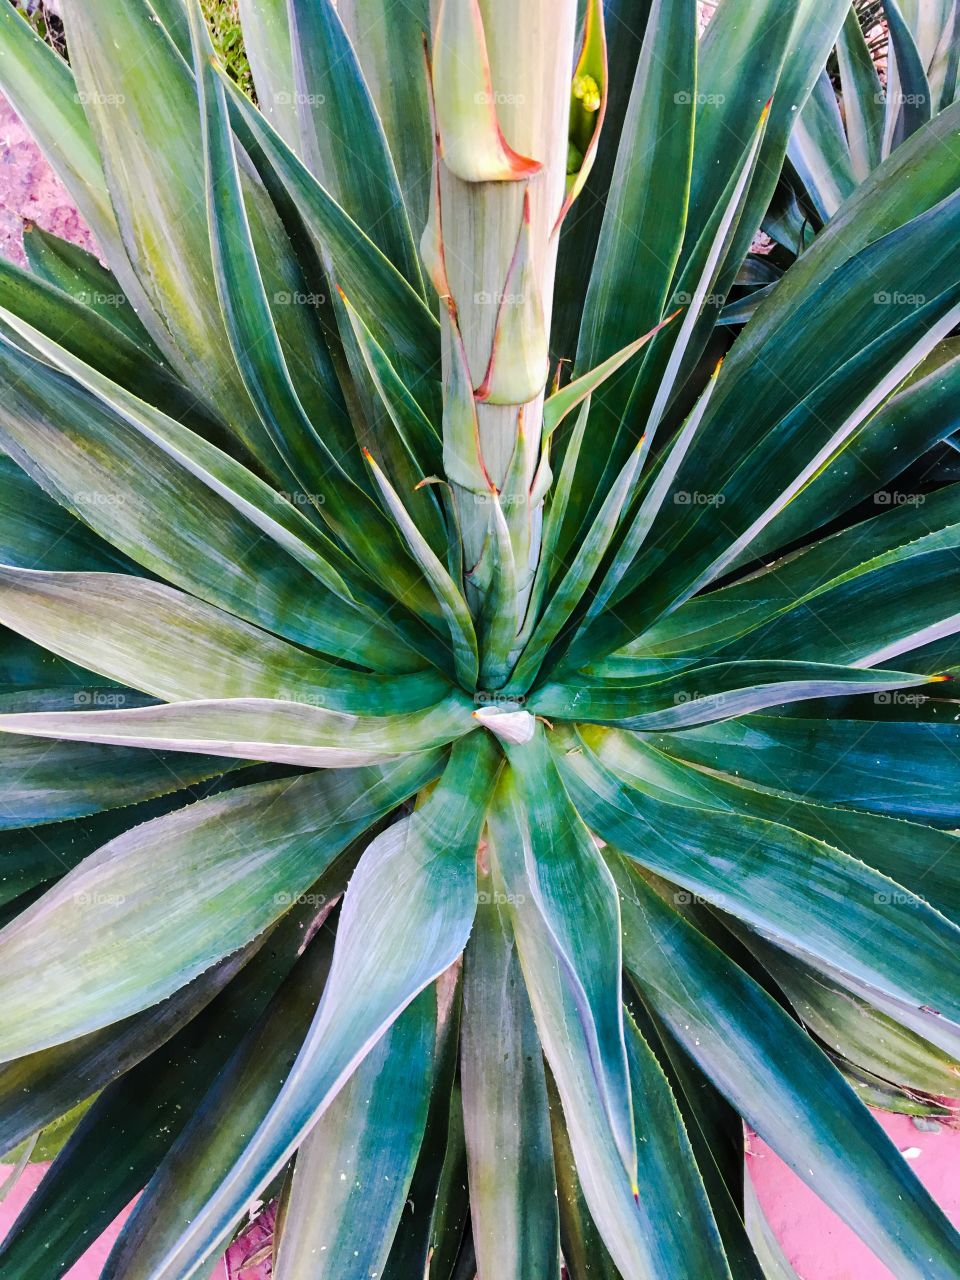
[428,0,579,664]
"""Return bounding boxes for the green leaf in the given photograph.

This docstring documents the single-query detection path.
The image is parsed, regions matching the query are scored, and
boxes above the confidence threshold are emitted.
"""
[721,102,960,394]
[415,1080,470,1280]
[0,729,228,830]
[707,486,960,667]
[836,6,884,178]
[0,692,472,769]
[508,441,645,692]
[21,225,163,357]
[0,454,130,574]
[286,0,424,294]
[0,566,453,712]
[336,289,443,478]
[364,450,480,690]
[734,347,960,564]
[0,768,285,908]
[882,0,933,152]
[626,1001,765,1280]
[235,0,298,146]
[462,866,560,1279]
[189,10,446,629]
[119,734,498,1280]
[0,257,218,440]
[0,319,417,671]
[60,0,285,474]
[565,94,770,550]
[220,64,440,371]
[623,98,771,446]
[502,731,636,1186]
[541,312,677,439]
[534,661,937,730]
[615,863,960,1280]
[0,947,252,1160]
[746,941,960,1099]
[520,397,590,643]
[477,489,519,689]
[684,0,850,278]
[579,266,960,660]
[0,753,439,1060]
[272,991,436,1280]
[335,0,433,235]
[551,0,653,361]
[546,1076,620,1280]
[576,0,695,372]
[0,893,337,1280]
[381,975,464,1280]
[147,0,191,56]
[788,70,857,220]
[655,713,960,824]
[487,772,732,1280]
[560,729,960,1028]
[591,725,960,923]
[578,360,720,626]
[102,921,344,1280]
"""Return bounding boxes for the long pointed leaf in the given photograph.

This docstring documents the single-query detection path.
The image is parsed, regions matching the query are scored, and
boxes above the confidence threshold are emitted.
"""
[0,567,450,712]
[462,863,561,1279]
[219,64,439,370]
[271,991,436,1280]
[121,733,498,1280]
[487,773,732,1280]
[615,863,960,1280]
[0,753,440,1059]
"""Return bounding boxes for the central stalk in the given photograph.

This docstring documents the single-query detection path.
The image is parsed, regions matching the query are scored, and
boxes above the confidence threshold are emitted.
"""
[427,0,579,663]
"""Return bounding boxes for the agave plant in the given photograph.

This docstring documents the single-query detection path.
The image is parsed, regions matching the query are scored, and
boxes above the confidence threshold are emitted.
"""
[727,0,960,323]
[1,0,960,1275]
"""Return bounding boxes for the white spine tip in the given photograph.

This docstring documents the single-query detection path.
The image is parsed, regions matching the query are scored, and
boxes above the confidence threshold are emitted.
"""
[473,706,537,745]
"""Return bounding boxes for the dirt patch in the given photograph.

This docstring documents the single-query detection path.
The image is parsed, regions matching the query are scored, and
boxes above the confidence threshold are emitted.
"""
[0,91,96,265]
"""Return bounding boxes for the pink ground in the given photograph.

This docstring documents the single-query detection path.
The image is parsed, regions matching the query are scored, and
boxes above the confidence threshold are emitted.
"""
[0,92,98,265]
[748,1114,960,1278]
[4,1114,960,1278]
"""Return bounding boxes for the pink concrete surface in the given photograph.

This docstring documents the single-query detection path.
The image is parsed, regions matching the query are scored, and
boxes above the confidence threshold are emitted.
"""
[748,1112,960,1279]
[0,1164,230,1279]
[0,91,98,266]
[4,1114,960,1278]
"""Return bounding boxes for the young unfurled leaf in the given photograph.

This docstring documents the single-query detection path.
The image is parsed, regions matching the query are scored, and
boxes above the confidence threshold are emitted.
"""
[364,449,480,690]
[442,301,491,497]
[420,32,452,298]
[475,193,551,405]
[542,310,680,438]
[554,0,608,231]
[431,0,542,182]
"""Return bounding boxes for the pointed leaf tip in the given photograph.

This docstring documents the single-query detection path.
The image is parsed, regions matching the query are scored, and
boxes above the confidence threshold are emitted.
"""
[553,0,608,233]
[432,0,542,183]
[475,191,550,405]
